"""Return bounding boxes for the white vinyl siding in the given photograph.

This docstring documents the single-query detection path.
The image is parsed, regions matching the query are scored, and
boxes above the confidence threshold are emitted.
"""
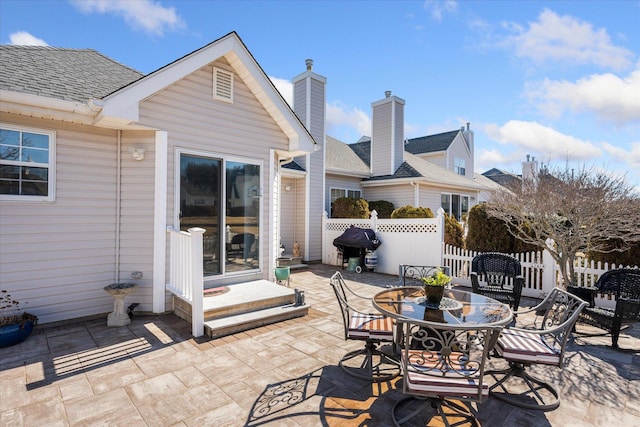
[363,184,415,210]
[371,102,393,177]
[0,114,156,324]
[139,58,289,283]
[447,133,473,179]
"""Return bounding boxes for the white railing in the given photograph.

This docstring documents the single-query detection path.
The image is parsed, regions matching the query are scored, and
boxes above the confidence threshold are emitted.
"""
[166,226,205,337]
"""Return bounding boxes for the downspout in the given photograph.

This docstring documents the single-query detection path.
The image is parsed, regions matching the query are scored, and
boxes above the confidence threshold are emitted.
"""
[275,156,295,264]
[410,180,419,206]
[115,130,122,283]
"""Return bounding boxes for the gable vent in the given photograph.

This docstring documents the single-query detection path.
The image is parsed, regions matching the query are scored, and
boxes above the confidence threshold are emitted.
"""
[213,67,233,103]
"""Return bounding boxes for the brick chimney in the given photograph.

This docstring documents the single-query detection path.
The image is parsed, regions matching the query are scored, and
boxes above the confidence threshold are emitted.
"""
[371,91,405,177]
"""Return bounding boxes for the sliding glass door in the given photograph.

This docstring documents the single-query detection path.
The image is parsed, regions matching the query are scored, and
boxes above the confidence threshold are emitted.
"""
[179,154,222,275]
[179,153,261,276]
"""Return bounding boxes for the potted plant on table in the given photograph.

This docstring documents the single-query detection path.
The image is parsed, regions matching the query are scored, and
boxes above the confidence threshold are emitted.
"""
[0,290,38,348]
[421,269,452,306]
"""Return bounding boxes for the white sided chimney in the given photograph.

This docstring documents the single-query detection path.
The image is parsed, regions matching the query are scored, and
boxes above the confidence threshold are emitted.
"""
[371,91,405,177]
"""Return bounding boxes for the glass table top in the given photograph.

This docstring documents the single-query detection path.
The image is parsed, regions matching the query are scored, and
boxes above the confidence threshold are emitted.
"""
[373,287,513,327]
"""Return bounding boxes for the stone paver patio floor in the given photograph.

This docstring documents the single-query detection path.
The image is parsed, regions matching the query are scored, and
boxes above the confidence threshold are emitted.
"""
[1,264,639,426]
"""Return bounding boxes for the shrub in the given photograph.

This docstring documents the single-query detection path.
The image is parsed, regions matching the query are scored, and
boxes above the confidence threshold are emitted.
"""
[332,197,370,218]
[391,205,434,218]
[465,203,537,253]
[588,240,640,267]
[444,214,464,247]
[367,200,395,218]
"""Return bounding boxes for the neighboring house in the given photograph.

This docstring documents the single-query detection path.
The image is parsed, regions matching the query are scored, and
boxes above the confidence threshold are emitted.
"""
[0,32,316,324]
[322,91,485,221]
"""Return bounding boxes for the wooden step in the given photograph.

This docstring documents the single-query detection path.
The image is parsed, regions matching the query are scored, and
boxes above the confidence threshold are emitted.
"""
[204,303,309,338]
[172,279,310,338]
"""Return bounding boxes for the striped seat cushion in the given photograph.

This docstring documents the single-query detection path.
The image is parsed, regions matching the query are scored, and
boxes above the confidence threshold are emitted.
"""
[496,329,560,365]
[347,313,394,340]
[403,350,488,398]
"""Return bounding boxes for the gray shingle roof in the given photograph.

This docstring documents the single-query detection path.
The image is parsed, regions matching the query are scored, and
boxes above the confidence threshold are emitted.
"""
[405,130,459,154]
[362,152,485,190]
[325,136,369,174]
[0,46,143,103]
[482,168,521,187]
[282,160,305,171]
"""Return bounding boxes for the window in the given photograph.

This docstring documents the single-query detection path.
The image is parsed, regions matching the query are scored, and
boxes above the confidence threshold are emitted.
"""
[331,187,361,204]
[441,193,469,221]
[454,157,466,176]
[213,67,233,103]
[0,125,55,201]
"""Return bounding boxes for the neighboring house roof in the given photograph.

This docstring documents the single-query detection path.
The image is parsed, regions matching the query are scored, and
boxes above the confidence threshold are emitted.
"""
[0,46,143,102]
[325,136,370,175]
[482,168,521,188]
[405,130,460,155]
[474,172,505,191]
[363,152,485,191]
[282,160,305,172]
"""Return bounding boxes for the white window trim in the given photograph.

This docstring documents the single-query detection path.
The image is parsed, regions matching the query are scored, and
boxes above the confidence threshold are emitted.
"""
[330,187,362,203]
[0,123,56,202]
[213,67,234,104]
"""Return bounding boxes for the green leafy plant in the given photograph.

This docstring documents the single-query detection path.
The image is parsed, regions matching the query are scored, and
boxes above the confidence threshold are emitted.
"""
[0,290,37,327]
[421,269,451,287]
[391,205,434,218]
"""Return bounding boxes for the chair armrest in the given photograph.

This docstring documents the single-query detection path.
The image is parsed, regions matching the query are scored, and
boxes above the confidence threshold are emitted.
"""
[567,285,596,306]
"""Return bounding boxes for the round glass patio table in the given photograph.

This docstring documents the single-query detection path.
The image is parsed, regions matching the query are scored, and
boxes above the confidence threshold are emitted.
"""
[372,287,513,327]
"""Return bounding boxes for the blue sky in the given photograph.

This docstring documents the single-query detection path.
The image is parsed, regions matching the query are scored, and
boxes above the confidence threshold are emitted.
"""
[2,0,639,187]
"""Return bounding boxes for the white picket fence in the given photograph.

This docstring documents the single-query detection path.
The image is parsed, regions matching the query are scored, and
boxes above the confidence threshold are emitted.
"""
[321,210,635,308]
[443,244,636,307]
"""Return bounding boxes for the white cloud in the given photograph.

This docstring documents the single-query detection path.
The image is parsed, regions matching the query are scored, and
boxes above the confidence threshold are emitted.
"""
[70,0,185,36]
[484,120,602,160]
[525,64,640,126]
[423,0,457,22]
[327,101,371,138]
[602,141,640,170]
[269,76,293,106]
[269,77,370,140]
[503,8,633,70]
[9,31,48,46]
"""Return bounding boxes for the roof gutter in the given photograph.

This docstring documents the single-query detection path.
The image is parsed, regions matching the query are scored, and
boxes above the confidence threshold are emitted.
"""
[0,90,97,124]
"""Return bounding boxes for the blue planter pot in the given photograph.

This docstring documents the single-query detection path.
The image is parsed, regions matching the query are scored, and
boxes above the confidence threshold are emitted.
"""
[0,314,37,348]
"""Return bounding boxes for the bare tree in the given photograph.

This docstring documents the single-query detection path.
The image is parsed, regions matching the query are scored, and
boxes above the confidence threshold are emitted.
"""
[485,166,640,289]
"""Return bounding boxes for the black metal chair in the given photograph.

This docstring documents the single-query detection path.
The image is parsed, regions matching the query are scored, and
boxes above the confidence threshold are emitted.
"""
[392,318,499,426]
[397,265,451,288]
[567,268,640,349]
[485,287,587,411]
[471,253,524,311]
[329,271,400,382]
[229,233,255,261]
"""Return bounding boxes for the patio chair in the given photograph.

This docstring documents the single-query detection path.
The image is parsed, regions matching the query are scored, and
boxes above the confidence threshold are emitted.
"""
[397,265,451,287]
[392,318,499,426]
[485,287,587,411]
[471,253,524,311]
[329,271,400,382]
[229,233,255,261]
[567,268,640,349]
